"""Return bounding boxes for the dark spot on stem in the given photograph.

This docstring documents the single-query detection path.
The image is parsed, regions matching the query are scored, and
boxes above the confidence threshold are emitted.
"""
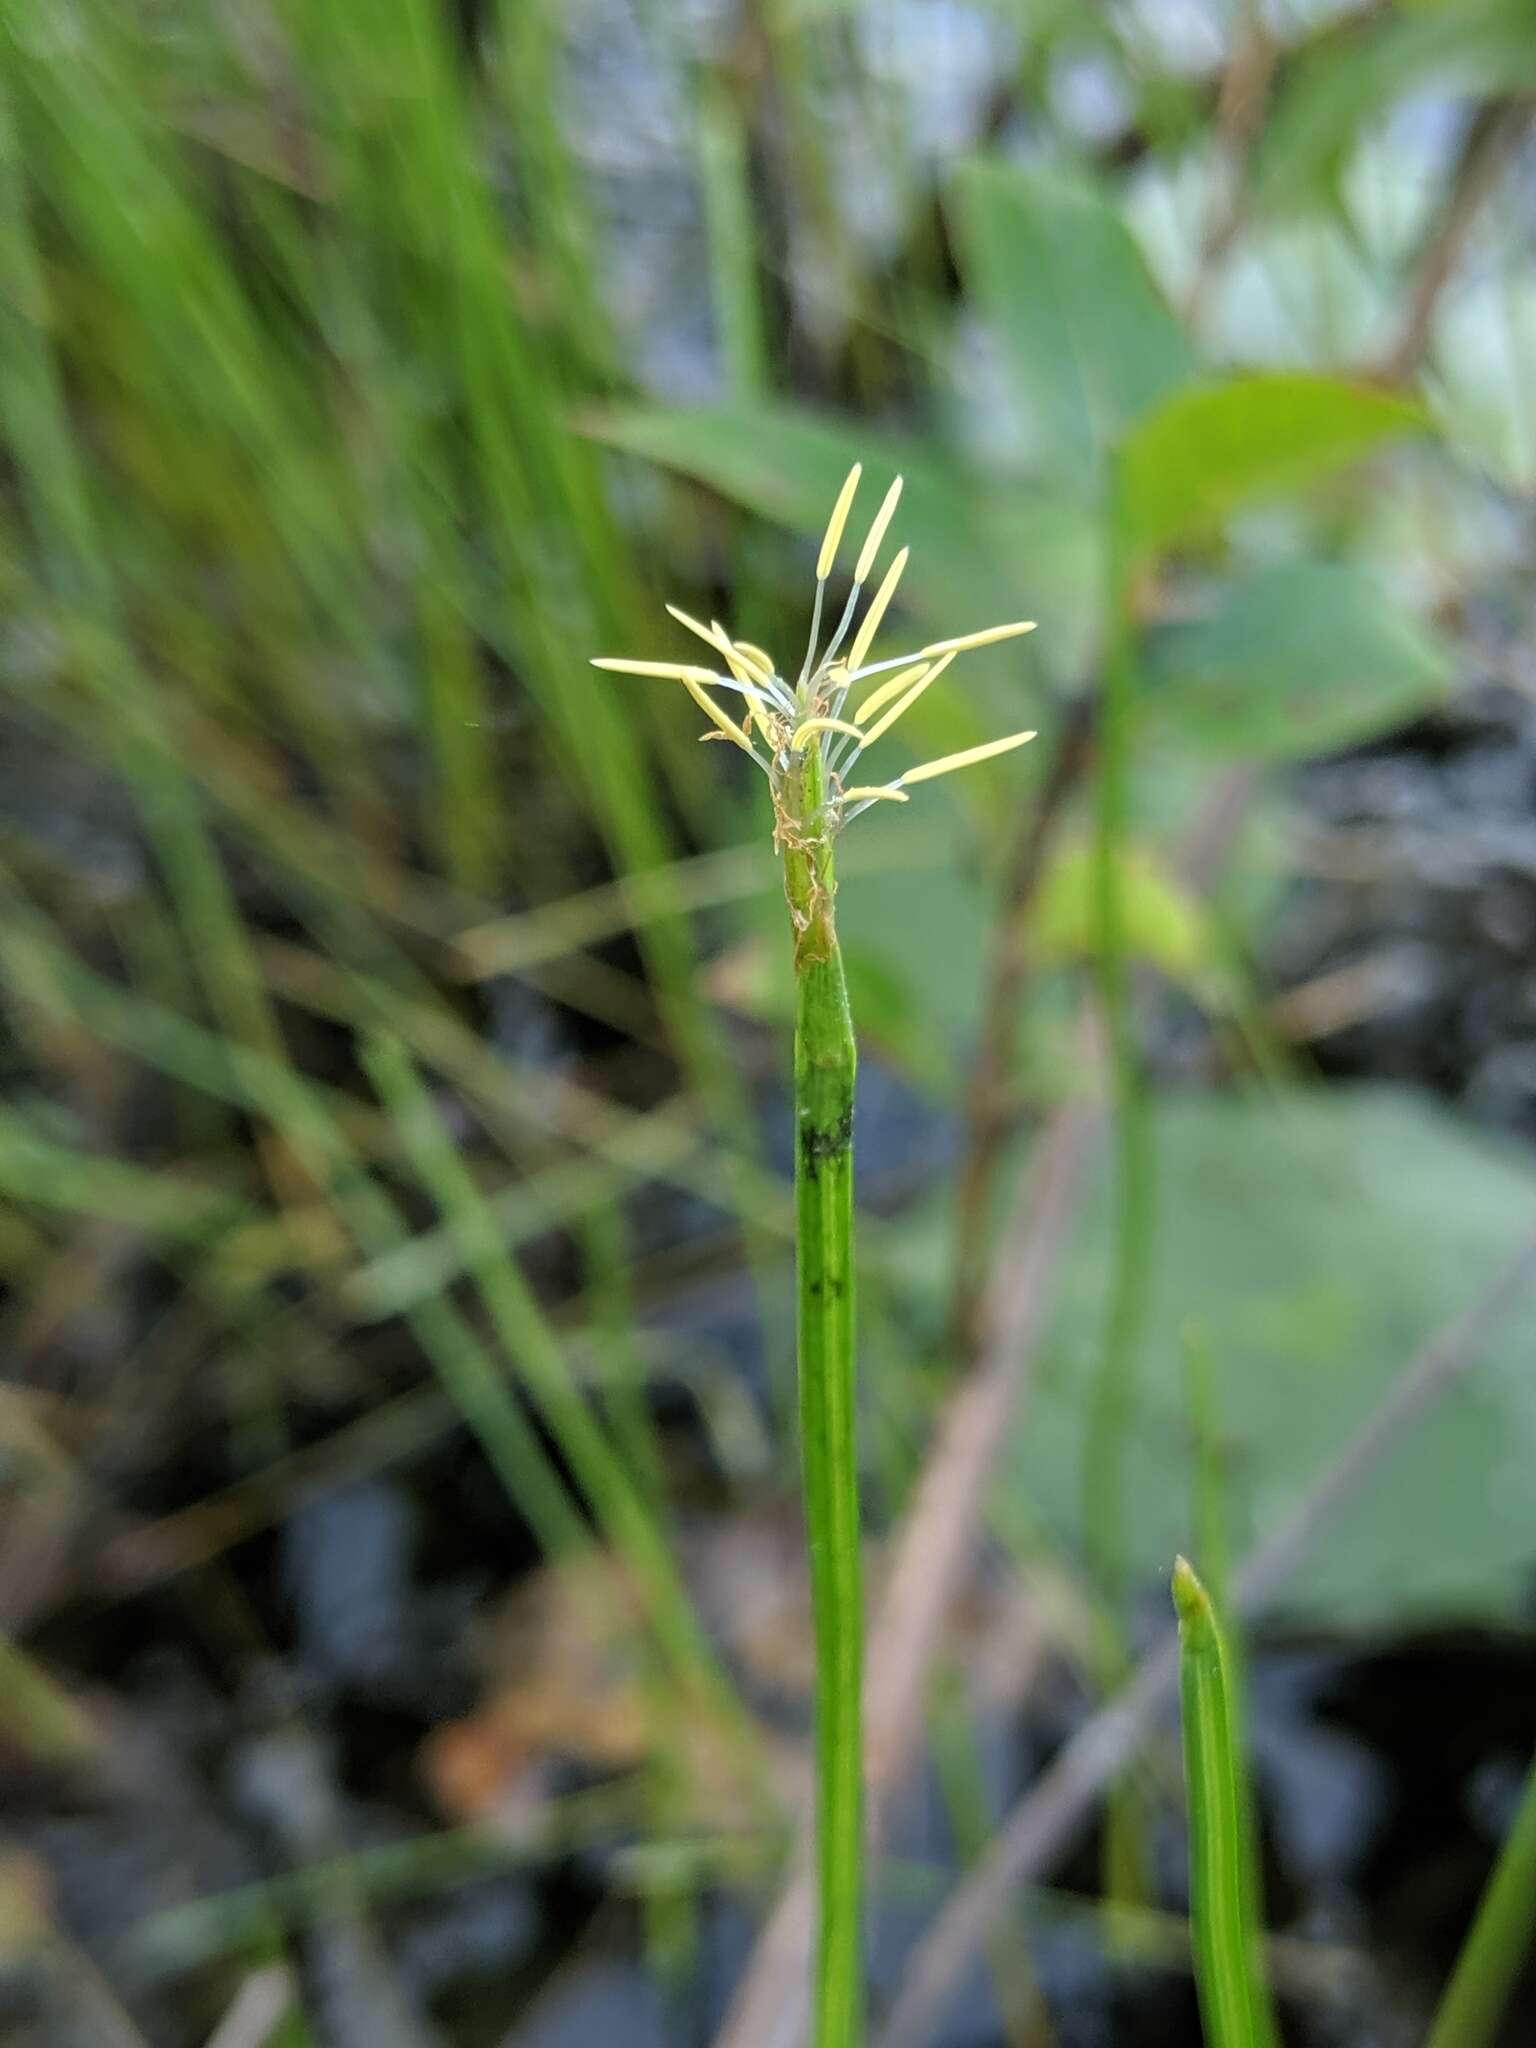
[800,1108,853,1180]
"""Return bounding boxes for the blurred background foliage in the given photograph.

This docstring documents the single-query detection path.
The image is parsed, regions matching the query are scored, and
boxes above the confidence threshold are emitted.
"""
[5,1,1536,2043]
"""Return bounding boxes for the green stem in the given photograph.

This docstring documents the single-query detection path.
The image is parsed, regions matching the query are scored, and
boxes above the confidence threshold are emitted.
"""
[1085,508,1156,1909]
[1426,1745,1536,2048]
[1173,1557,1272,2048]
[1084,528,1154,1611]
[782,745,863,2048]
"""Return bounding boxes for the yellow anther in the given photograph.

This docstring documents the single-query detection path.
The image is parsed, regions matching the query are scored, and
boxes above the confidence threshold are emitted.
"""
[920,621,1037,656]
[860,655,951,747]
[900,730,1037,783]
[816,463,863,580]
[854,476,903,584]
[846,547,909,676]
[592,657,719,682]
[733,641,777,679]
[860,650,957,745]
[841,785,909,803]
[703,623,770,691]
[678,671,756,755]
[853,658,929,724]
[791,716,865,751]
[664,603,730,655]
[661,608,773,693]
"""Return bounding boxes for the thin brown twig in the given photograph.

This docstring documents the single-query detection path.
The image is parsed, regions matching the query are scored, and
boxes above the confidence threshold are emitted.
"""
[1373,97,1532,387]
[878,1220,1536,2048]
[948,692,1098,1358]
[1184,0,1278,325]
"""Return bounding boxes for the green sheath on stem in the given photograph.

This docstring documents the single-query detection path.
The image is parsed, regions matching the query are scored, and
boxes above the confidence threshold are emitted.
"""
[782,744,863,2047]
[1173,1556,1274,2048]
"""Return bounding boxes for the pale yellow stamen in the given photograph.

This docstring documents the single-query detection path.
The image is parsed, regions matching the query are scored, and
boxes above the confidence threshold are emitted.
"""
[791,716,865,751]
[816,463,863,580]
[678,671,756,755]
[860,653,954,747]
[920,621,1038,656]
[846,546,909,676]
[715,640,764,691]
[734,641,777,678]
[592,657,719,682]
[661,607,772,693]
[841,786,909,803]
[900,730,1037,784]
[664,604,730,656]
[705,624,772,691]
[854,476,903,584]
[853,657,928,725]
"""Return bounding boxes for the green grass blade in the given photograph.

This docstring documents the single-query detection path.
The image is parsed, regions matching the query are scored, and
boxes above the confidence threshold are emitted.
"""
[358,1032,767,1803]
[1183,1324,1280,2048]
[1425,1746,1536,2048]
[0,884,592,1564]
[0,1110,249,1240]
[1172,1556,1274,2048]
[696,70,769,403]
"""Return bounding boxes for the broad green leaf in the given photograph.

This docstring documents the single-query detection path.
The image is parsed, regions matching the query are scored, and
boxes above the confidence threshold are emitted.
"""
[587,404,1100,680]
[997,1088,1536,1629]
[1032,839,1227,999]
[1256,0,1536,211]
[951,159,1195,478]
[1144,562,1451,759]
[1118,374,1424,555]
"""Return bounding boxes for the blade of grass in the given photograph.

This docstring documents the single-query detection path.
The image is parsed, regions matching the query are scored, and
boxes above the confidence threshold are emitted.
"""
[696,68,770,403]
[0,1631,100,1766]
[1424,1744,1536,2048]
[1171,1557,1276,2048]
[0,883,593,1567]
[0,1110,250,1242]
[928,1666,1057,2048]
[1184,1323,1279,2048]
[580,1203,669,1511]
[359,1032,768,1801]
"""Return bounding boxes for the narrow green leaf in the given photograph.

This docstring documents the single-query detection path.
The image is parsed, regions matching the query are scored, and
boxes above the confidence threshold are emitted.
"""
[952,158,1194,476]
[1426,1748,1536,2048]
[696,74,769,402]
[1119,374,1425,555]
[0,1110,248,1239]
[1173,1557,1276,2048]
[1144,561,1451,759]
[359,1034,764,1800]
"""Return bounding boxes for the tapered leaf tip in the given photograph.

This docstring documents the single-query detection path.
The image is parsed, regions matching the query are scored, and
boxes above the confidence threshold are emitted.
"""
[1171,1554,1211,1630]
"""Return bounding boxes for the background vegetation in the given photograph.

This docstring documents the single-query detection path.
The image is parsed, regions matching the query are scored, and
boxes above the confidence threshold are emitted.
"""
[4,2,1536,2043]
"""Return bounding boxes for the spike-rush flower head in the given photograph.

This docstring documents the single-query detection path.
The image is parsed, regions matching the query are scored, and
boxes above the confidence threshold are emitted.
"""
[592,464,1037,841]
